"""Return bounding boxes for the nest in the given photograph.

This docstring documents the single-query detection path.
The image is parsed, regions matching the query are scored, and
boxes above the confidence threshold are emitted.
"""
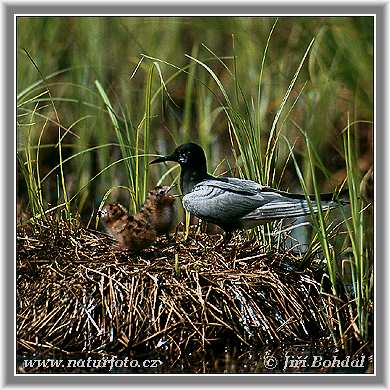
[17,216,331,357]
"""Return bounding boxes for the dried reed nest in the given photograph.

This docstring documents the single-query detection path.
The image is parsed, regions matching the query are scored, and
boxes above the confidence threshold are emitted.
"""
[17,215,332,357]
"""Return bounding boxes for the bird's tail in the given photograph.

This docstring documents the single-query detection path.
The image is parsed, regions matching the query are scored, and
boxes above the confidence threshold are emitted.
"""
[254,200,339,221]
[269,187,350,204]
[243,189,348,222]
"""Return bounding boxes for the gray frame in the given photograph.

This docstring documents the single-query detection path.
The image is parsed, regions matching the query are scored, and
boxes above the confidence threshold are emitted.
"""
[7,2,384,386]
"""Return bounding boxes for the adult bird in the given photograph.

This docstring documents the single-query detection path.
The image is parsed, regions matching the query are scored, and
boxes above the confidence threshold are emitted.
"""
[150,143,346,242]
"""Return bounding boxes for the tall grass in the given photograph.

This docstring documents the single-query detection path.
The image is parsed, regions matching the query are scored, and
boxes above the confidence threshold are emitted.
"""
[17,101,45,218]
[286,132,345,347]
[283,119,373,350]
[343,117,373,343]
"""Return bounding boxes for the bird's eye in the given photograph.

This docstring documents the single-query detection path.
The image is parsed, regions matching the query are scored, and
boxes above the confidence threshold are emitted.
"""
[179,152,189,163]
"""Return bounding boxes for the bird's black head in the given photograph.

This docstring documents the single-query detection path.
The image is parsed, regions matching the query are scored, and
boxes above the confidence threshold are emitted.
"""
[150,143,208,173]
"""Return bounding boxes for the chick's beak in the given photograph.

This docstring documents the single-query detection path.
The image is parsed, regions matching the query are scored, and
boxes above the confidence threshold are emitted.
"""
[166,182,178,193]
[98,209,107,218]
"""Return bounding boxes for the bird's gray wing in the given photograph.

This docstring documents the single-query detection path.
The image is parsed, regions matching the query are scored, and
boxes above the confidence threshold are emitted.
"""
[183,180,339,228]
[182,180,267,225]
[209,177,263,195]
[241,190,339,225]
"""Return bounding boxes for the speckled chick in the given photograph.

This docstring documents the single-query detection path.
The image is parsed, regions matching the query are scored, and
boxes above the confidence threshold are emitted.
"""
[99,186,177,250]
[141,186,177,236]
[99,202,156,251]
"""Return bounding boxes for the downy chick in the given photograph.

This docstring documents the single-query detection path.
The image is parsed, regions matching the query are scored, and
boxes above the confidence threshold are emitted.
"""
[141,186,177,237]
[99,186,177,250]
[99,202,156,251]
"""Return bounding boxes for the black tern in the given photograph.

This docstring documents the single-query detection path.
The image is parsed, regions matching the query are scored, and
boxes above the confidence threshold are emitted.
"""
[150,143,346,241]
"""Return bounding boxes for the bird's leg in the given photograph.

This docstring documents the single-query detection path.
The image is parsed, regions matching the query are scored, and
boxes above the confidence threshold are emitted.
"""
[223,231,233,245]
[215,230,233,251]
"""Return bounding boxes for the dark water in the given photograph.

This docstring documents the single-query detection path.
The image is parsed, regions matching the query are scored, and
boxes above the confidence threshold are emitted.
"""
[16,342,373,374]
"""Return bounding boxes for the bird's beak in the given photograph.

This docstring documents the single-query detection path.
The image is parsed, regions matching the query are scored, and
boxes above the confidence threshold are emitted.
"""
[97,208,108,218]
[149,155,173,165]
[166,182,177,193]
